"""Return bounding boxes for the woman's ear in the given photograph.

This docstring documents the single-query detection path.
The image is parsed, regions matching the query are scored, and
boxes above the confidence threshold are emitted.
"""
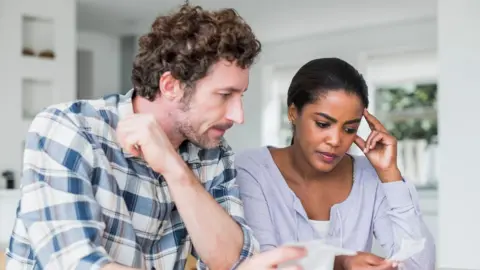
[288,104,298,125]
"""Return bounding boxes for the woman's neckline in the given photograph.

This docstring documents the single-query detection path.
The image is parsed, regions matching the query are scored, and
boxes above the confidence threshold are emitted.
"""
[262,145,360,211]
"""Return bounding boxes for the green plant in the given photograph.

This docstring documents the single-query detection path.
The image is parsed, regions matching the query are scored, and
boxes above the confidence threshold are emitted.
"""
[377,83,438,144]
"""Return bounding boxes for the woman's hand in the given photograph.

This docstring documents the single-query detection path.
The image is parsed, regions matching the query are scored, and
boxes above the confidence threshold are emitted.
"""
[336,252,398,270]
[354,109,402,183]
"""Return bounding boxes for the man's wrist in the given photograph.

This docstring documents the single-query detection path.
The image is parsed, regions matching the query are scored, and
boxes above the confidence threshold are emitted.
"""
[161,155,194,186]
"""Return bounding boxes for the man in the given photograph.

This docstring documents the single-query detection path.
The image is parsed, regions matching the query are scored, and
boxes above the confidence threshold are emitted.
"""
[4,4,296,270]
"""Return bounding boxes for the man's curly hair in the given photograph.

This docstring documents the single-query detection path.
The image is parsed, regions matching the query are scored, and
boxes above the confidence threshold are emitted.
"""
[131,5,262,101]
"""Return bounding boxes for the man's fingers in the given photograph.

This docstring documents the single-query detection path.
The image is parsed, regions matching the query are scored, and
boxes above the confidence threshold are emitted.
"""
[275,265,303,270]
[261,246,307,267]
[237,246,306,270]
[118,132,142,157]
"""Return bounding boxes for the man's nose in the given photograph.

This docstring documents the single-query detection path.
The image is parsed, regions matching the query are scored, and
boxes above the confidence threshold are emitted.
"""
[226,99,244,124]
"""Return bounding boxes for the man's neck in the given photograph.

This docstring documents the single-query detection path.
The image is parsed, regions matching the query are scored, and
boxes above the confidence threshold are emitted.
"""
[132,94,186,149]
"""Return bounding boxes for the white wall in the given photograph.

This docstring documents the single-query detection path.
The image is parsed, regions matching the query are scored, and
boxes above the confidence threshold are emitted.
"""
[437,0,480,268]
[77,31,121,98]
[0,0,76,246]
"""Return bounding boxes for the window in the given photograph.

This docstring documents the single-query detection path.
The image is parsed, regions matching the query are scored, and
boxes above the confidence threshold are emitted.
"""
[279,92,292,146]
[262,66,298,147]
[365,50,438,189]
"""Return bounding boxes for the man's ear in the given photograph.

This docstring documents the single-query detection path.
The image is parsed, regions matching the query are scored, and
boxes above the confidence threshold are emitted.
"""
[159,71,184,101]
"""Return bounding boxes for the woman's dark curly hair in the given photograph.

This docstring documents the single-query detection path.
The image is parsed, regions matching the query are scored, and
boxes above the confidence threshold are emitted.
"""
[132,5,262,101]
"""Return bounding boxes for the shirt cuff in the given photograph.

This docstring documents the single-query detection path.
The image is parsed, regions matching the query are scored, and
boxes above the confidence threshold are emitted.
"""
[381,179,419,210]
[231,221,260,269]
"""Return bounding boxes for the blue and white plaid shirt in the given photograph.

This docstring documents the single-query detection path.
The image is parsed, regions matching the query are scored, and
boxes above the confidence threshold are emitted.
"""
[6,90,258,270]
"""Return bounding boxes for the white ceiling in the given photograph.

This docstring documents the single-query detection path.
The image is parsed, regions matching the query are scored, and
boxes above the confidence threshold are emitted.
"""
[76,0,437,42]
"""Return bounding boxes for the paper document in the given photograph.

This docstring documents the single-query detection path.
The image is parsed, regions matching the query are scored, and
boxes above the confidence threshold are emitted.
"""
[277,240,357,270]
[388,238,426,264]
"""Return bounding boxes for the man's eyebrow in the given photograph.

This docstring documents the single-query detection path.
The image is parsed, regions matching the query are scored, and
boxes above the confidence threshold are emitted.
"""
[218,87,247,92]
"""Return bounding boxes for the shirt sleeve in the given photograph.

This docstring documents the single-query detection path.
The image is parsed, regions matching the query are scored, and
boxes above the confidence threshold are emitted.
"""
[15,108,113,269]
[193,151,260,270]
[235,158,278,252]
[373,178,436,269]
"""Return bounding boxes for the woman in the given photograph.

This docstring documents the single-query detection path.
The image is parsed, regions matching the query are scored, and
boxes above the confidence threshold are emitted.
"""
[236,58,435,270]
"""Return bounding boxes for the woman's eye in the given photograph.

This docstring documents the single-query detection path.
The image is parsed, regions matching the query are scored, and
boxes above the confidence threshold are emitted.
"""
[345,128,357,134]
[315,122,329,128]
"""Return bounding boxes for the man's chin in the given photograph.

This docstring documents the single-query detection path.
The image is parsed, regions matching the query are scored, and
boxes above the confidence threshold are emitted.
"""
[188,136,223,149]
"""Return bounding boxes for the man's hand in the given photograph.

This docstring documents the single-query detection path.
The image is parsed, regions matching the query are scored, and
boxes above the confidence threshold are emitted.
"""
[116,114,181,174]
[337,252,398,270]
[117,113,249,269]
[101,263,140,270]
[237,246,307,270]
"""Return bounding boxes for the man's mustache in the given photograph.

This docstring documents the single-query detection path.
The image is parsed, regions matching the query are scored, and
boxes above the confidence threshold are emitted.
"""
[212,122,233,130]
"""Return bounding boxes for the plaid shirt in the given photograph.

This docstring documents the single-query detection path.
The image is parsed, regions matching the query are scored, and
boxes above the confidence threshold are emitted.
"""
[6,90,258,270]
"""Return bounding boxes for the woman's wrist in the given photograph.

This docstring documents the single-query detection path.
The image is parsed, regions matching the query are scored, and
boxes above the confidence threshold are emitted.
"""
[334,255,349,270]
[377,166,403,183]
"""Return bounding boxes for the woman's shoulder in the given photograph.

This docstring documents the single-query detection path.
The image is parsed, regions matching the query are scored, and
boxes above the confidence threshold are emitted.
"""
[235,146,282,184]
[235,146,271,168]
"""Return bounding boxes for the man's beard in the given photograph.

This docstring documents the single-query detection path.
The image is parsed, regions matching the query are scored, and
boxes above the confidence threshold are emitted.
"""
[176,120,222,149]
[175,99,223,149]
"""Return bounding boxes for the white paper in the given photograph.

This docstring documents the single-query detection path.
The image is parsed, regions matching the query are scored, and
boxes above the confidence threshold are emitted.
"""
[277,240,357,270]
[388,238,426,262]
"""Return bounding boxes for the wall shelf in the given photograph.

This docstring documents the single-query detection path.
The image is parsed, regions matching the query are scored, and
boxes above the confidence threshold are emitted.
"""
[20,56,55,80]
[0,0,76,246]
[22,78,53,119]
[21,15,54,60]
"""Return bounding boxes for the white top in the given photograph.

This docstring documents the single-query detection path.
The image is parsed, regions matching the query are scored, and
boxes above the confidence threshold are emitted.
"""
[309,219,330,238]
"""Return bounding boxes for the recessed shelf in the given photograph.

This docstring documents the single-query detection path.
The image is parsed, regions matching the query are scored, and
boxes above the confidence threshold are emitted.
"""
[20,56,55,80]
[21,15,55,60]
[22,78,53,119]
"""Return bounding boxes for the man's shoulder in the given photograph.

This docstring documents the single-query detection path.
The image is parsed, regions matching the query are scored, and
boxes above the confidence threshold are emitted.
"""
[34,93,126,132]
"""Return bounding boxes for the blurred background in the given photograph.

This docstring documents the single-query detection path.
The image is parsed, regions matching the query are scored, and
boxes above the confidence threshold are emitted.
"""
[0,0,478,269]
